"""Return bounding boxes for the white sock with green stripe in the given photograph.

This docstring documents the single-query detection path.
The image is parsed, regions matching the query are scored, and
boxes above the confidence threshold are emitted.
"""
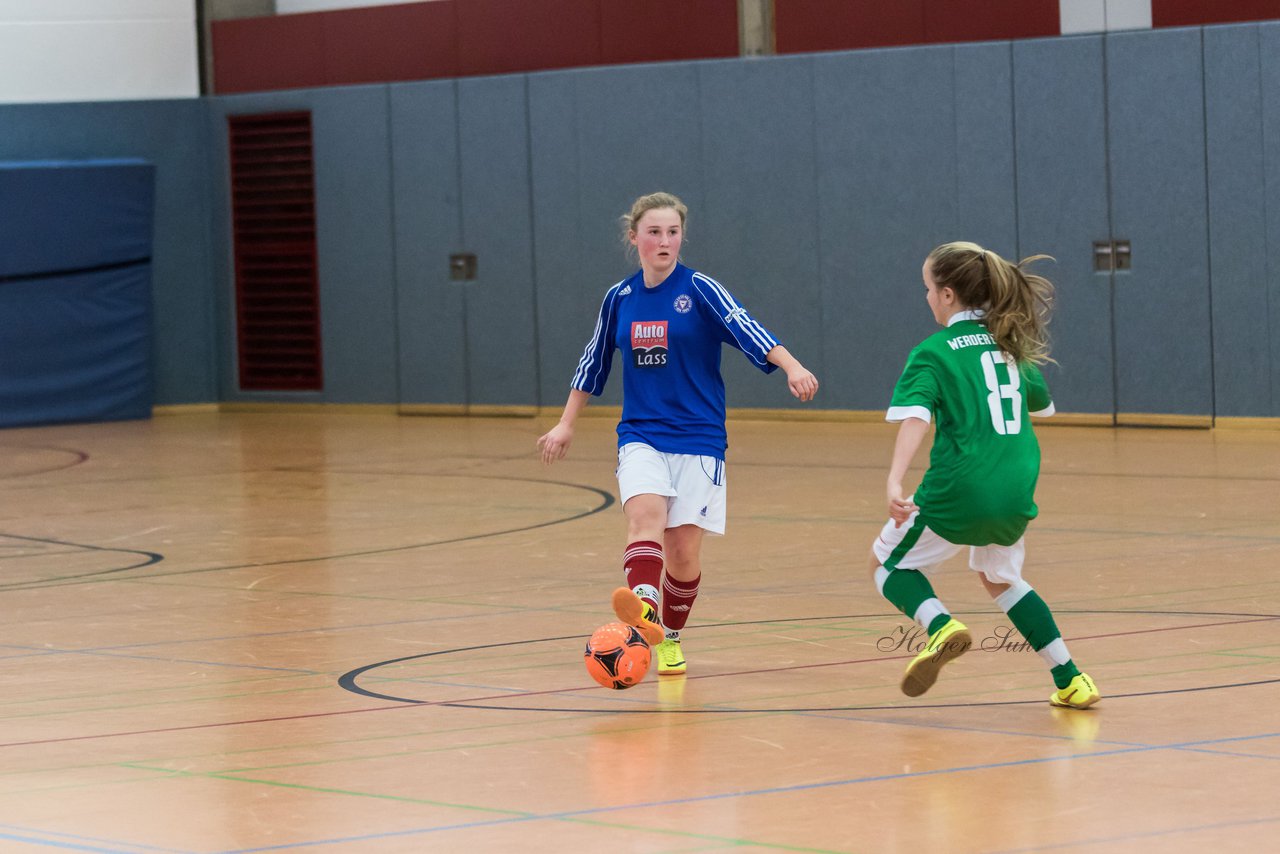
[875,565,952,636]
[995,579,1081,689]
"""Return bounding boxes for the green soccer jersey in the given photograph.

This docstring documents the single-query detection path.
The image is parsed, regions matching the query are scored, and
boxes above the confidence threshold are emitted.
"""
[887,313,1054,546]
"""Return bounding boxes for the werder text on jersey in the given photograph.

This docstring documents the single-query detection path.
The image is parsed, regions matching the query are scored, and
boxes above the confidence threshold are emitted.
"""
[947,333,995,350]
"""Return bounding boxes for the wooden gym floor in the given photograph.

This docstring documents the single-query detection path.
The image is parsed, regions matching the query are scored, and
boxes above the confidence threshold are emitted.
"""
[0,411,1277,853]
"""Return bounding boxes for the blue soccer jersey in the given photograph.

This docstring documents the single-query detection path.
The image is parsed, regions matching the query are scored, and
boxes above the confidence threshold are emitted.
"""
[571,263,780,459]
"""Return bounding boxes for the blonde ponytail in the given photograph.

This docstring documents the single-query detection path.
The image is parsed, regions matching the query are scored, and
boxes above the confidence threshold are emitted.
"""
[927,242,1055,364]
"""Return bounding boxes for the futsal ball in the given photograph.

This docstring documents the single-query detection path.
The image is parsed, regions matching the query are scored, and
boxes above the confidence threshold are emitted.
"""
[584,621,651,689]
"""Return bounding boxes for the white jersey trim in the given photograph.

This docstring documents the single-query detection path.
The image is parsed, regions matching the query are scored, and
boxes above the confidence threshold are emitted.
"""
[571,280,626,394]
[947,309,986,326]
[886,405,932,424]
[691,273,777,366]
[1030,402,1056,417]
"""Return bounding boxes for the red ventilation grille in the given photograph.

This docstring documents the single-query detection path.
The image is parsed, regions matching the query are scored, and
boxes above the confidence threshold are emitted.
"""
[228,112,323,391]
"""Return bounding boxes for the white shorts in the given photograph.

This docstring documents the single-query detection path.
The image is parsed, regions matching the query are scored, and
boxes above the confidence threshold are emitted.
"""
[616,442,726,535]
[872,508,1025,585]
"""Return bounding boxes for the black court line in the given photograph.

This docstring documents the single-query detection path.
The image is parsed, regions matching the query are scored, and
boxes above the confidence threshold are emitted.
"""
[0,445,89,479]
[433,678,1280,714]
[0,476,613,592]
[4,612,1274,750]
[337,609,1280,712]
[0,533,162,590]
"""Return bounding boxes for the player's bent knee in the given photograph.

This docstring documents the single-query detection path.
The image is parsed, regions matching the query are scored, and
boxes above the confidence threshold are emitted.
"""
[624,494,667,533]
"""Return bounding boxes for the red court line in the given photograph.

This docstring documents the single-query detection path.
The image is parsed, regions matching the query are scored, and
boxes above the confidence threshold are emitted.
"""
[1069,616,1279,643]
[0,703,421,749]
[664,616,1280,683]
[3,615,1275,749]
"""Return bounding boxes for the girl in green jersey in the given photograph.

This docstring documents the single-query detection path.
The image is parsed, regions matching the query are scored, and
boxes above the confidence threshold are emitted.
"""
[870,241,1099,709]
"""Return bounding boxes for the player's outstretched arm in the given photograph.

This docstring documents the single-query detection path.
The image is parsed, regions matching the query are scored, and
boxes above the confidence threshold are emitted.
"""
[537,389,590,466]
[766,345,819,402]
[886,417,929,527]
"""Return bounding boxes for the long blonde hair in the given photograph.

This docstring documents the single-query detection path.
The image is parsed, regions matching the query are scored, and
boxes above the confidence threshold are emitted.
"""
[927,241,1056,364]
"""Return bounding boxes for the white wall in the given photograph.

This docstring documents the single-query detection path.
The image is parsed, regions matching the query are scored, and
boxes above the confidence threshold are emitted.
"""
[0,0,198,104]
[1061,0,1153,34]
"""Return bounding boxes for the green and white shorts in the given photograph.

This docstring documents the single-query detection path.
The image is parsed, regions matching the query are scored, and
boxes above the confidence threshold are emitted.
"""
[873,505,1025,585]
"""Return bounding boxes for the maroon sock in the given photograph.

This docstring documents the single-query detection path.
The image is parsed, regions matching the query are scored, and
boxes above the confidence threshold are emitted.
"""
[623,541,663,612]
[661,573,700,631]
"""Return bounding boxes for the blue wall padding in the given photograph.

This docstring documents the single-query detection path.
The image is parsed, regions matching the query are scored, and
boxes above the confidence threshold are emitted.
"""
[0,160,154,277]
[0,159,155,427]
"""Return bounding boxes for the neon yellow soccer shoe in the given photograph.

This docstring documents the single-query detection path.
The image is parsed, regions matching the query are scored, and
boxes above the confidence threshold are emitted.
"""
[1049,672,1101,709]
[655,636,686,676]
[901,618,971,697]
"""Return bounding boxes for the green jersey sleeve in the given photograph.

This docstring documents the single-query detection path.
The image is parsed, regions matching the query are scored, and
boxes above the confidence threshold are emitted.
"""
[1020,363,1055,416]
[886,346,939,423]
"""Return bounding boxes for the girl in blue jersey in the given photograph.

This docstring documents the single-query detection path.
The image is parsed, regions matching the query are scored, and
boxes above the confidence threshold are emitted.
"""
[538,192,818,676]
[870,241,1099,709]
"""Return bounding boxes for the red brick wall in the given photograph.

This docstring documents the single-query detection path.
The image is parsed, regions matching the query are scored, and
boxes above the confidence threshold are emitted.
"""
[775,0,1058,54]
[212,0,1280,94]
[213,0,737,94]
[1153,0,1280,27]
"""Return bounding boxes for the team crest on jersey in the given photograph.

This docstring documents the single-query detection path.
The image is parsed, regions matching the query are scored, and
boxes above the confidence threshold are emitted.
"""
[673,294,692,314]
[631,320,668,368]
